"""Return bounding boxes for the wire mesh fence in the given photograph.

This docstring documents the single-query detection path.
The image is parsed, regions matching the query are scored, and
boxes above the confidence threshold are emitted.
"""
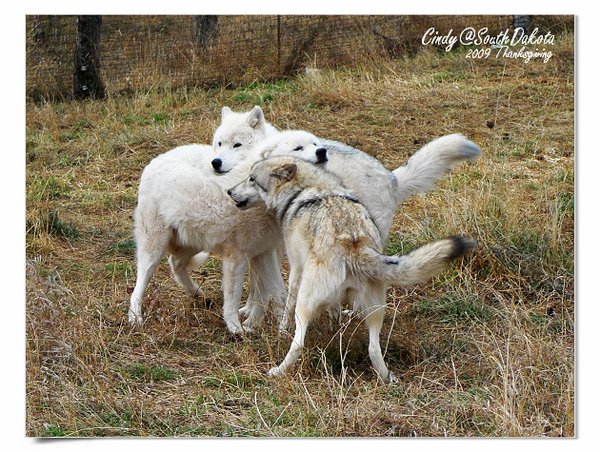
[26,15,574,100]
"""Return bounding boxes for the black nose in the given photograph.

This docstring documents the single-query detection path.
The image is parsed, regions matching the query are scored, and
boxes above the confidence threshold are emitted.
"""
[315,148,328,163]
[227,188,232,196]
[211,158,222,170]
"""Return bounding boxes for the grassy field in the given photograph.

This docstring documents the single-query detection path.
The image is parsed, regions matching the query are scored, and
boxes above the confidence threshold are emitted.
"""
[25,32,574,437]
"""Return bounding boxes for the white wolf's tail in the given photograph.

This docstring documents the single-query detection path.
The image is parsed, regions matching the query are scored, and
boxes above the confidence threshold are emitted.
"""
[393,134,481,204]
[354,236,475,286]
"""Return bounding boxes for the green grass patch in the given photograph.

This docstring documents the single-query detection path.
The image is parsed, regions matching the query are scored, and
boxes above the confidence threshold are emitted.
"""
[152,112,169,123]
[555,192,574,216]
[121,363,178,382]
[432,68,468,83]
[383,233,421,256]
[100,409,133,429]
[28,175,70,202]
[123,114,152,126]
[202,370,265,391]
[57,154,84,168]
[105,261,133,278]
[231,79,295,105]
[47,213,81,239]
[511,140,539,159]
[107,238,136,257]
[41,424,67,437]
[411,293,492,324]
[28,210,81,240]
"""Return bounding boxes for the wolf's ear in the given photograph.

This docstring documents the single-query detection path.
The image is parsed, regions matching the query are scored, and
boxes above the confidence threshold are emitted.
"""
[247,106,265,128]
[271,163,297,181]
[221,106,233,119]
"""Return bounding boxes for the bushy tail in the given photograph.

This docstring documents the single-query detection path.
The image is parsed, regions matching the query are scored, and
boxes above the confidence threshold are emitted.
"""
[354,236,476,286]
[393,134,481,204]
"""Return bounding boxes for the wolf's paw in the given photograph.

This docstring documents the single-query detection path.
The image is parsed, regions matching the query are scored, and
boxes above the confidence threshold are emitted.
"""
[267,366,284,378]
[387,372,399,385]
[128,311,144,327]
[239,303,253,318]
[242,317,262,331]
[227,322,254,336]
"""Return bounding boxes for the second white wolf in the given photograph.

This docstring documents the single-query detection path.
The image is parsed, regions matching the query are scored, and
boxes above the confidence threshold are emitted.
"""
[228,156,475,382]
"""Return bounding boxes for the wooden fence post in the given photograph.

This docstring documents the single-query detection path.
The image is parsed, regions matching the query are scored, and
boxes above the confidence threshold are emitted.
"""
[192,16,219,51]
[73,15,105,100]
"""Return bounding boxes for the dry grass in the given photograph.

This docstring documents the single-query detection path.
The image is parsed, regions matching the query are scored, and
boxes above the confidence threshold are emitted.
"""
[25,32,574,437]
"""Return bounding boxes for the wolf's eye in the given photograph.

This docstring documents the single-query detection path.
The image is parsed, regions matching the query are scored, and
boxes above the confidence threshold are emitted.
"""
[249,175,255,183]
[293,146,303,151]
[313,143,317,146]
[218,142,222,147]
[233,143,242,148]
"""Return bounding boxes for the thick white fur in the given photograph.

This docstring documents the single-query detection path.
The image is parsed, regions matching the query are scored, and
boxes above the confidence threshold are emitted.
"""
[129,138,286,334]
[211,106,279,173]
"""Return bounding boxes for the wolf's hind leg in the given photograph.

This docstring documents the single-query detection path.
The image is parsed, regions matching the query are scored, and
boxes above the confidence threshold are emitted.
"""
[168,248,206,296]
[129,225,170,326]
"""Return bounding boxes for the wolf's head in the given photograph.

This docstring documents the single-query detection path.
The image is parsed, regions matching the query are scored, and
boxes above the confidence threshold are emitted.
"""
[260,130,328,165]
[227,156,301,210]
[227,155,343,214]
[211,106,275,174]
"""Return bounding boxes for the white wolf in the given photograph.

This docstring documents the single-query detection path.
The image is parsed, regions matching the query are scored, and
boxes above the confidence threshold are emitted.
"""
[128,109,286,334]
[259,129,481,242]
[228,156,475,382]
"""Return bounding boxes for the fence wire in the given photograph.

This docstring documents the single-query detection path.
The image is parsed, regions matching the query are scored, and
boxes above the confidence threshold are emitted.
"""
[26,15,574,99]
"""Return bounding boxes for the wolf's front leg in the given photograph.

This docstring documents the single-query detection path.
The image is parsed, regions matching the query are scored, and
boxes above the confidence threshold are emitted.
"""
[269,302,312,377]
[278,264,302,335]
[221,256,249,334]
[242,249,286,329]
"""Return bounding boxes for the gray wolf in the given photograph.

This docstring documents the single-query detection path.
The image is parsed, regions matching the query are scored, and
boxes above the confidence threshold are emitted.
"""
[228,156,475,382]
[128,140,285,334]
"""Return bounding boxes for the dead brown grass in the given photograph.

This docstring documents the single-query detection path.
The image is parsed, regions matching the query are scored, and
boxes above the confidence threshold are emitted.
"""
[25,31,574,437]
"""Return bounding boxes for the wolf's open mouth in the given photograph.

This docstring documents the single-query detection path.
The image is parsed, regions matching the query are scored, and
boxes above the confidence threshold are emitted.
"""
[235,200,248,209]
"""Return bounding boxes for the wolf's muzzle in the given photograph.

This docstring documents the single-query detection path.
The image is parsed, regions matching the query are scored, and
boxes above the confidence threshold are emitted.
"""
[211,158,225,173]
[316,148,328,163]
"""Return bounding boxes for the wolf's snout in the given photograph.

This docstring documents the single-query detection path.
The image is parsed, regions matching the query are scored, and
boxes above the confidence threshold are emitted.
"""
[211,158,223,171]
[316,148,328,163]
[227,188,232,196]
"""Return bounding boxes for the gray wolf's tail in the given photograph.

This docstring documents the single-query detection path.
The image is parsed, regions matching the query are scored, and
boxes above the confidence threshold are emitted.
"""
[392,134,481,204]
[354,236,476,286]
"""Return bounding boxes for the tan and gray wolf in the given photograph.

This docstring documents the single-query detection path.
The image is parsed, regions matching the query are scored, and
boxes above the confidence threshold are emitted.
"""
[228,156,475,382]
